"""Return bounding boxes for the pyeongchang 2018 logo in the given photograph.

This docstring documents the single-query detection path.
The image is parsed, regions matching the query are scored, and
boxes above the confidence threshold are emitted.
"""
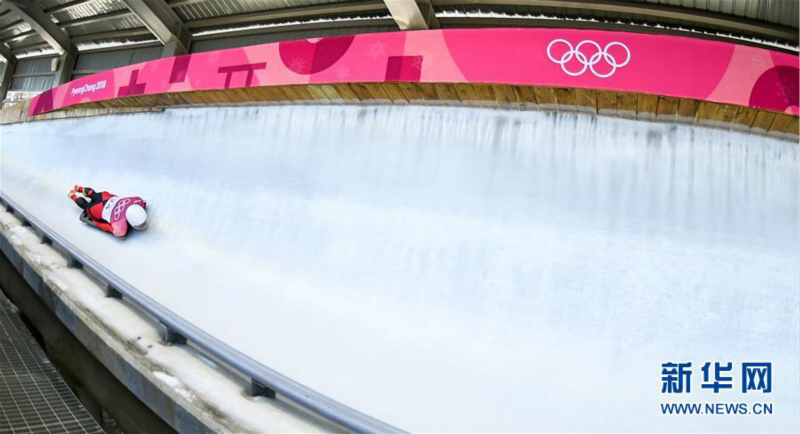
[546,39,631,78]
[660,361,774,416]
[70,80,107,97]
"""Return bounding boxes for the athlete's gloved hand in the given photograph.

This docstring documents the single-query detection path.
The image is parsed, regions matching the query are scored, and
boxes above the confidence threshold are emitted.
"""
[74,185,83,193]
[68,189,76,199]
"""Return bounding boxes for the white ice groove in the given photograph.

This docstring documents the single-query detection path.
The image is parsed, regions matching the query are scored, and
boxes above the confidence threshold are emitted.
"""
[1,105,797,432]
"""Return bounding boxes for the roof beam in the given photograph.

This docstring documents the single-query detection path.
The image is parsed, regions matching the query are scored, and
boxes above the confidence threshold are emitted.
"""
[44,0,101,16]
[71,27,153,43]
[192,17,395,40]
[384,0,438,30]
[432,0,798,42]
[1,29,37,44]
[1,45,17,101]
[0,39,15,61]
[184,1,387,29]
[0,19,24,34]
[120,0,190,55]
[57,10,135,29]
[3,0,72,54]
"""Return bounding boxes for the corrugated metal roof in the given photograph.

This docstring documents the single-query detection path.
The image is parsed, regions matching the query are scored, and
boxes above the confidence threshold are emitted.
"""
[191,20,395,50]
[173,0,365,22]
[0,21,32,38]
[5,31,44,50]
[432,0,799,30]
[50,0,130,23]
[64,14,145,36]
[0,0,796,65]
[637,0,798,28]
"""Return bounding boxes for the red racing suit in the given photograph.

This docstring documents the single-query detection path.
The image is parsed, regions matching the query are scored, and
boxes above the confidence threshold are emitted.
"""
[69,186,136,234]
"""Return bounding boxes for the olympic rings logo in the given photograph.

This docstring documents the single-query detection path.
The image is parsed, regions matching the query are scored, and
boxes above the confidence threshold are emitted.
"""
[546,39,631,78]
[112,198,131,221]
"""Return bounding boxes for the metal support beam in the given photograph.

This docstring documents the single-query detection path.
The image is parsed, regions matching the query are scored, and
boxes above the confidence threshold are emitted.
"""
[0,19,25,34]
[0,42,17,102]
[3,0,72,54]
[71,27,153,43]
[384,0,438,30]
[53,47,77,86]
[121,0,190,57]
[0,61,15,102]
[1,30,38,45]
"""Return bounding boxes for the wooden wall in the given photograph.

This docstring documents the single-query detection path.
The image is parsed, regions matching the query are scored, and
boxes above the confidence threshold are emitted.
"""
[2,83,797,141]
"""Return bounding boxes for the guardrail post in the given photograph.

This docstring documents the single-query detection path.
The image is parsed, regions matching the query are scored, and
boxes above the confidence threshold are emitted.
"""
[21,220,31,227]
[105,285,122,299]
[249,379,276,399]
[69,258,83,269]
[4,204,12,213]
[41,235,52,245]
[160,322,186,345]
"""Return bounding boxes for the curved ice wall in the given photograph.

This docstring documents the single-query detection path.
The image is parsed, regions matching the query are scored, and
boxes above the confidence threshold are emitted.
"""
[1,105,797,432]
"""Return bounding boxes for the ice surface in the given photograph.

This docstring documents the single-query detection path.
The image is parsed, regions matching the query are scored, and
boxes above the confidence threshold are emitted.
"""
[0,207,333,432]
[1,105,797,432]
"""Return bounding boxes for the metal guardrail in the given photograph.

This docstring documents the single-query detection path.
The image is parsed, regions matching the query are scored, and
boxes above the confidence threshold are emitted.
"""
[0,192,402,434]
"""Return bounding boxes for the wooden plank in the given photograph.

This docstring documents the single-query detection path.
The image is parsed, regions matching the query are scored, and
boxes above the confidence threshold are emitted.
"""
[615,91,637,116]
[595,90,616,114]
[786,116,799,136]
[319,84,345,102]
[533,86,557,109]
[364,83,391,102]
[415,83,440,101]
[453,83,480,104]
[574,88,596,113]
[655,96,679,119]
[289,85,316,101]
[258,86,282,103]
[768,113,795,134]
[333,83,360,101]
[492,84,519,108]
[677,98,700,120]
[553,88,576,111]
[348,83,375,101]
[396,82,423,102]
[513,85,538,107]
[636,93,658,119]
[433,83,459,102]
[750,110,776,132]
[731,106,757,129]
[380,83,408,103]
[266,86,292,102]
[472,84,498,106]
[695,101,720,123]
[256,86,285,102]
[715,104,739,124]
[305,85,330,102]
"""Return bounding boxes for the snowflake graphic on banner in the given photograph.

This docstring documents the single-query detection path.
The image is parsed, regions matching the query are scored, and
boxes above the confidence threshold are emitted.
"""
[336,65,350,80]
[416,50,434,68]
[289,57,307,73]
[367,41,388,61]
[750,55,766,71]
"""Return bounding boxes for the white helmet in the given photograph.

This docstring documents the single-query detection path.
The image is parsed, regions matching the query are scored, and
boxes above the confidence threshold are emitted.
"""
[126,204,148,230]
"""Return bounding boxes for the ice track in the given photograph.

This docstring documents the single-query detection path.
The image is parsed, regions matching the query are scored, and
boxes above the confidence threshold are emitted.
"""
[1,105,797,432]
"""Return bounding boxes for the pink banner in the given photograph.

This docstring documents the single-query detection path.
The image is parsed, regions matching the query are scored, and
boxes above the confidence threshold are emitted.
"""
[30,28,799,116]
